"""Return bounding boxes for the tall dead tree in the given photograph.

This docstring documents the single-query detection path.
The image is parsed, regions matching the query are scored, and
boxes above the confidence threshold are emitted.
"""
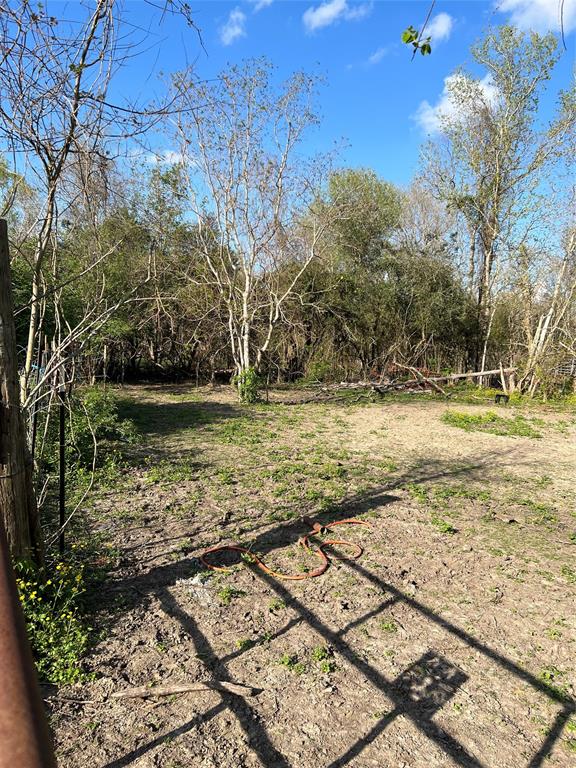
[0,220,42,562]
[175,60,338,397]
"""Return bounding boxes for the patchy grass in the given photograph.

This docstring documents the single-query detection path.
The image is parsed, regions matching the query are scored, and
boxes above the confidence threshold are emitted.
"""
[51,384,576,768]
[442,410,543,438]
[561,565,576,584]
[515,498,558,527]
[434,484,490,502]
[145,457,198,484]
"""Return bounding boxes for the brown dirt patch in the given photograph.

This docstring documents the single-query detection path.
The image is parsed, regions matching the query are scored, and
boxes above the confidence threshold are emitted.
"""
[48,385,576,767]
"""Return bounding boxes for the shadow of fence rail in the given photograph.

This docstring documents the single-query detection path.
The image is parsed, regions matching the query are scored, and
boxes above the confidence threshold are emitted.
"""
[100,447,575,768]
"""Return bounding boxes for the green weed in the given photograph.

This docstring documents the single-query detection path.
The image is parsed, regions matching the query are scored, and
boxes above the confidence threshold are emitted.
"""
[269,598,286,612]
[15,560,91,685]
[217,586,245,605]
[442,410,543,438]
[311,645,336,673]
[405,483,428,503]
[431,515,457,534]
[216,468,235,485]
[311,645,330,660]
[278,653,306,675]
[539,666,572,701]
[560,565,576,584]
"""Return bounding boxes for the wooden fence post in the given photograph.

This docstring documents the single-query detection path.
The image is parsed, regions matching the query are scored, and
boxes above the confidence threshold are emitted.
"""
[0,219,42,562]
[0,515,57,768]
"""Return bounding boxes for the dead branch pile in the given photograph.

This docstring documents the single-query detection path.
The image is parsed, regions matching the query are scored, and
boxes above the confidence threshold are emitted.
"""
[281,368,517,405]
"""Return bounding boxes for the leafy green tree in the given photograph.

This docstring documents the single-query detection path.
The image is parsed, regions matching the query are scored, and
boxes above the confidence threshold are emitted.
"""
[423,26,573,371]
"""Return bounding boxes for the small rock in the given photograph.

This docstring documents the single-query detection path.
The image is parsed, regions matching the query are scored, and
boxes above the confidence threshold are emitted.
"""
[404,580,417,596]
[302,722,321,738]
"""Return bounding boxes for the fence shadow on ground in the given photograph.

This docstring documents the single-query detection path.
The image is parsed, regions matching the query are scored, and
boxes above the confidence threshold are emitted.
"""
[99,447,575,768]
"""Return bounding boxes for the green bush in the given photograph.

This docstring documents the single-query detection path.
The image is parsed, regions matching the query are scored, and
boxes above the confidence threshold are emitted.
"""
[233,367,262,403]
[24,387,138,684]
[15,560,91,685]
[39,386,137,495]
[302,360,334,384]
[66,387,137,471]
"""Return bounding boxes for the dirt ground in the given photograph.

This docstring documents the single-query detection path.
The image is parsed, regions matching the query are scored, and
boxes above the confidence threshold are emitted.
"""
[48,384,576,768]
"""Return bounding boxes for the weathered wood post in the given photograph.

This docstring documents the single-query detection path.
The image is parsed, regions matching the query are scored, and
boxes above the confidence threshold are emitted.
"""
[0,516,57,768]
[0,219,42,562]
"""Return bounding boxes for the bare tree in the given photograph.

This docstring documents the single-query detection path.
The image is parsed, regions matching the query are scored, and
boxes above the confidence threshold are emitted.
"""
[174,60,336,398]
[0,1,200,399]
[517,228,576,394]
[0,2,120,396]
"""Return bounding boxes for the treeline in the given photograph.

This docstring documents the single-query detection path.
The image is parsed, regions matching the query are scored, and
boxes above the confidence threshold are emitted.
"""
[2,18,575,404]
[9,160,574,396]
[9,168,474,381]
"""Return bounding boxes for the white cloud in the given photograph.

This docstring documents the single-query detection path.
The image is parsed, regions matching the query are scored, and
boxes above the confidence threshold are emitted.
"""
[249,0,273,11]
[219,8,247,46]
[497,0,576,34]
[344,1,372,21]
[414,73,499,134]
[426,12,453,44]
[368,46,389,65]
[302,0,372,33]
[145,149,186,165]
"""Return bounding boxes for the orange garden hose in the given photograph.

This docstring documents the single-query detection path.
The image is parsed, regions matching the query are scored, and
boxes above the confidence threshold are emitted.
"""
[200,517,370,580]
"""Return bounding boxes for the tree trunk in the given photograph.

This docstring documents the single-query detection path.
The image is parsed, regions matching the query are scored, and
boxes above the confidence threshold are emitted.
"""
[23,192,56,400]
[0,220,43,563]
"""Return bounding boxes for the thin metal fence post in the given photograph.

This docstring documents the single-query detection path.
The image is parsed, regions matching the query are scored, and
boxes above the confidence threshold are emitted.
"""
[58,385,66,554]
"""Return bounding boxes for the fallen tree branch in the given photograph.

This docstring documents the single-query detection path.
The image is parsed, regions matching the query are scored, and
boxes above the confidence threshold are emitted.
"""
[110,680,260,700]
[280,367,518,404]
[421,367,517,382]
[394,362,449,397]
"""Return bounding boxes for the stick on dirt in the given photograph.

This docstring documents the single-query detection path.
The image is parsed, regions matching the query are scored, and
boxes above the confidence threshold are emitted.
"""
[111,681,259,700]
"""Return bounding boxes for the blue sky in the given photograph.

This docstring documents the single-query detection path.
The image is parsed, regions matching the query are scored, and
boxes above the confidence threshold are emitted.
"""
[78,1,576,186]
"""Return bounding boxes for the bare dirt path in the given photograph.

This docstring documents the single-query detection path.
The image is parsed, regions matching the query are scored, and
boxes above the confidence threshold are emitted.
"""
[49,385,576,767]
